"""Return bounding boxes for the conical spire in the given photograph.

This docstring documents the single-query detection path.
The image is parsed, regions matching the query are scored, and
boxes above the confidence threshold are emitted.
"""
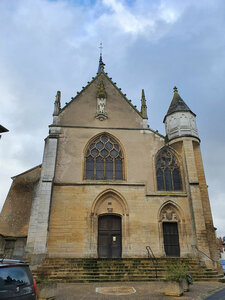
[164,86,199,140]
[97,43,105,73]
[165,86,195,118]
[141,89,148,119]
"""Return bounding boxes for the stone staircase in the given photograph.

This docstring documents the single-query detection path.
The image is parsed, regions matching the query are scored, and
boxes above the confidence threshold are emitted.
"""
[33,258,224,283]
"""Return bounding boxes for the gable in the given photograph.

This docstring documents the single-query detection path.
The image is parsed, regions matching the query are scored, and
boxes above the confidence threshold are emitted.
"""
[57,72,144,128]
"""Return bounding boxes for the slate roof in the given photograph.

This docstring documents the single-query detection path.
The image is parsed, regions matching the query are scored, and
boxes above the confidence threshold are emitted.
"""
[164,87,195,122]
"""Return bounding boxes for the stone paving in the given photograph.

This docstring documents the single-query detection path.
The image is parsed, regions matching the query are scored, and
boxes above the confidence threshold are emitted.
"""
[38,281,225,300]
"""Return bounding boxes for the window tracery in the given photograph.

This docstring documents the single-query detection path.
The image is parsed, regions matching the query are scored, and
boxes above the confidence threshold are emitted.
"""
[156,147,182,191]
[85,134,124,180]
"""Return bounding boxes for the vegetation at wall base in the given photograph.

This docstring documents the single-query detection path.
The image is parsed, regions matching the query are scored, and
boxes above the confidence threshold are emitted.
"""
[165,261,188,283]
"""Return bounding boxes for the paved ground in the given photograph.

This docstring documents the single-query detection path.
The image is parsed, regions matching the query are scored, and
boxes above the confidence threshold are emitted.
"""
[38,281,225,300]
[205,287,225,300]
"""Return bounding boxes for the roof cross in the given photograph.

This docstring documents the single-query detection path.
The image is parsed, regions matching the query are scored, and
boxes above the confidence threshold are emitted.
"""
[97,42,105,73]
[99,42,103,57]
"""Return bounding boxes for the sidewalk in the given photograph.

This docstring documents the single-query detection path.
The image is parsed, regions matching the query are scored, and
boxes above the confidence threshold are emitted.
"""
[38,281,225,300]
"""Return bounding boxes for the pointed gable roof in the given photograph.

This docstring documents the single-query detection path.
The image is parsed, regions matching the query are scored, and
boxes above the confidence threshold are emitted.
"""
[51,58,164,139]
[164,87,195,122]
[60,65,143,118]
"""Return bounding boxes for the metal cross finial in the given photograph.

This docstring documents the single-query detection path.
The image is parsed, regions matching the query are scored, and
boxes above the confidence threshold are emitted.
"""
[173,86,178,93]
[99,42,103,57]
[97,42,105,73]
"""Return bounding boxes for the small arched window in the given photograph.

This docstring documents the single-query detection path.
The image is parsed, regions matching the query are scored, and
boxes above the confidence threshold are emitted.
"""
[85,134,124,180]
[156,147,182,191]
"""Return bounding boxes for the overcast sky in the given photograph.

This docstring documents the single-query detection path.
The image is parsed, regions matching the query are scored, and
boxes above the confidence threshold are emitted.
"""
[0,0,224,237]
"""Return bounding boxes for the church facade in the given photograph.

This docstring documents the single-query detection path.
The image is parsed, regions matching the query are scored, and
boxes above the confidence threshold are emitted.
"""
[0,57,220,270]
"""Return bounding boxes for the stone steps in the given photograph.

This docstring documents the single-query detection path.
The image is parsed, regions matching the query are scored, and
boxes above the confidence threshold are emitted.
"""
[37,264,192,268]
[35,271,218,276]
[35,271,221,279]
[33,258,222,283]
[35,268,204,274]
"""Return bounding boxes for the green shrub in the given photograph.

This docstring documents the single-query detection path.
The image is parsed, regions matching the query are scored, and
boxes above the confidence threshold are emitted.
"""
[165,262,188,282]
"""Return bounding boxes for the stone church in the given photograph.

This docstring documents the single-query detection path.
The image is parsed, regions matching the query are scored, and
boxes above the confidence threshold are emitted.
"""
[0,56,220,270]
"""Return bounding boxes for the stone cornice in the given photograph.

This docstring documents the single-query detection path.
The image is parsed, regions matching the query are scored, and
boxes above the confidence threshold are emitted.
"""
[168,136,200,144]
[146,192,187,197]
[54,182,145,187]
[49,124,165,138]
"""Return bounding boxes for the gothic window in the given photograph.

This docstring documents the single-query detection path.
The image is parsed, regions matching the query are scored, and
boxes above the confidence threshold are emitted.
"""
[85,134,124,180]
[156,147,182,191]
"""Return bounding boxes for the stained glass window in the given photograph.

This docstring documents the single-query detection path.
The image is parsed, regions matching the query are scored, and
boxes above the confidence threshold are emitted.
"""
[156,147,182,191]
[85,134,124,180]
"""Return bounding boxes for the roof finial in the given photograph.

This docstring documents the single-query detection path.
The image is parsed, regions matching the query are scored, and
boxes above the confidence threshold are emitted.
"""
[173,86,178,93]
[97,42,105,73]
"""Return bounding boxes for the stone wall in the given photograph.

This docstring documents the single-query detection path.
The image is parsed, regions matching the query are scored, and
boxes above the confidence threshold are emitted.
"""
[47,184,193,258]
[0,236,27,260]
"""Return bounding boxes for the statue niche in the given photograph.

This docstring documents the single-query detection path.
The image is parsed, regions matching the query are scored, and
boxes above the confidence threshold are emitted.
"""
[97,98,106,114]
[96,81,108,121]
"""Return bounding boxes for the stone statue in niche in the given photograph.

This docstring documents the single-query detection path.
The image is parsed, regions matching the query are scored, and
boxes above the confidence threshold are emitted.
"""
[96,81,108,121]
[97,97,106,114]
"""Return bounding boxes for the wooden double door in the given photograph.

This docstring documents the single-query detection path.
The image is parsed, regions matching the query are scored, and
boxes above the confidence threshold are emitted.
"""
[98,215,122,258]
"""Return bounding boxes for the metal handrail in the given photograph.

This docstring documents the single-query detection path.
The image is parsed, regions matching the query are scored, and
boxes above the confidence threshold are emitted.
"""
[193,245,215,261]
[146,245,158,278]
[192,245,219,268]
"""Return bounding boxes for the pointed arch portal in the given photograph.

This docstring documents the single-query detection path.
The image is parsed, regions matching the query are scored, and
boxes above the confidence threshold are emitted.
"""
[159,202,182,257]
[90,189,129,258]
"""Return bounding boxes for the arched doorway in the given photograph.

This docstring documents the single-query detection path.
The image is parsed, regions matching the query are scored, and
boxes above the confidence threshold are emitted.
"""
[159,202,183,257]
[90,189,129,258]
[98,215,122,258]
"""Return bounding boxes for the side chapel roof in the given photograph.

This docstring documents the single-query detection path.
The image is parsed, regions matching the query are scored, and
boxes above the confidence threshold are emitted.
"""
[0,164,41,237]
